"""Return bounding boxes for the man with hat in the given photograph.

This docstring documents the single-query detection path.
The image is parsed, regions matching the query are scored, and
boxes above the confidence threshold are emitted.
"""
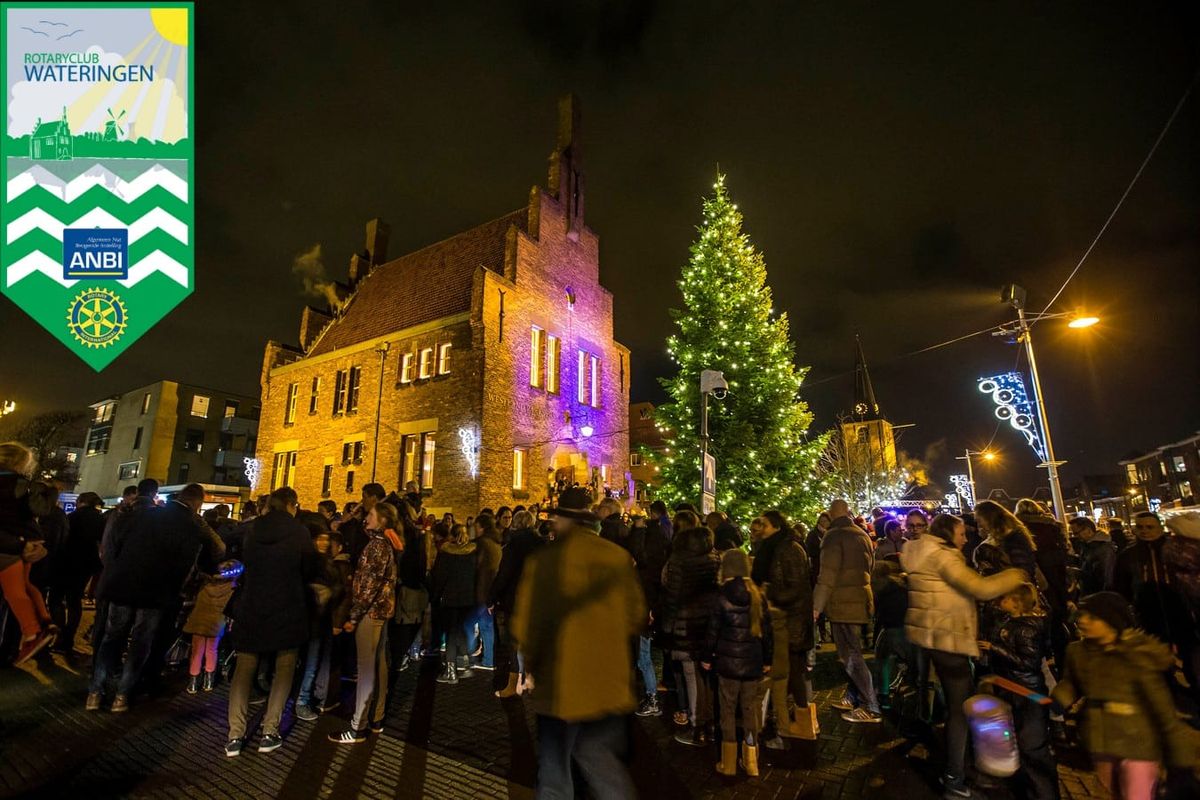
[511,486,646,799]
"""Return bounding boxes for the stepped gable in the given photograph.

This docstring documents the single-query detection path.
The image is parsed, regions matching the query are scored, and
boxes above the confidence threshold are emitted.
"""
[306,208,527,357]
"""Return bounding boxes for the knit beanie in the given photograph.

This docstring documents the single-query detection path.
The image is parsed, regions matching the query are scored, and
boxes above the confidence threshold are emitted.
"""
[721,548,750,579]
[1078,591,1135,633]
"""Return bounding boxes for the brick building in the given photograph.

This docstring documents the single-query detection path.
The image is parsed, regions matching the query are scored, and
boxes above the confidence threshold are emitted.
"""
[77,380,260,501]
[629,401,667,507]
[253,96,630,518]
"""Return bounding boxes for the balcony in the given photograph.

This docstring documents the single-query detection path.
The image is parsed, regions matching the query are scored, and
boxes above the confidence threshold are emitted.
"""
[214,449,249,467]
[221,415,257,436]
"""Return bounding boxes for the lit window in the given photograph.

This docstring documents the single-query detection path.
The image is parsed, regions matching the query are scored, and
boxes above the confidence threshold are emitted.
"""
[1174,456,1187,474]
[284,382,298,424]
[184,429,205,452]
[400,430,437,489]
[530,327,545,388]
[512,448,526,490]
[118,461,140,481]
[546,335,560,393]
[191,395,210,418]
[347,366,362,413]
[85,426,111,455]
[437,343,452,375]
[140,393,151,415]
[224,400,239,418]
[309,376,320,414]
[590,354,601,408]
[600,464,610,485]
[271,450,297,490]
[419,348,434,379]
[421,432,436,488]
[577,350,588,403]
[401,435,420,485]
[630,453,642,467]
[400,353,415,384]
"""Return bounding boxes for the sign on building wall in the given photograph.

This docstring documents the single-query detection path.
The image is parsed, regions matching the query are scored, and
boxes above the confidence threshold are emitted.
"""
[2,3,193,370]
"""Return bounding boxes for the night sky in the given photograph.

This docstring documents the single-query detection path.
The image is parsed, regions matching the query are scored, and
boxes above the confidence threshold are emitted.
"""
[3,2,1197,500]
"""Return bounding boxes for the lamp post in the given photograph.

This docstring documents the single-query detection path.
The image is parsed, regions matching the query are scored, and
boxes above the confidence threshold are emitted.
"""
[699,370,727,514]
[998,285,1097,517]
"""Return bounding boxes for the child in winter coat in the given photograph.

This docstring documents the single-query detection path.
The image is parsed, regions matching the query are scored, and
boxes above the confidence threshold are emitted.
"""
[978,584,1058,800]
[703,549,772,778]
[182,560,241,693]
[871,555,912,710]
[1052,592,1193,800]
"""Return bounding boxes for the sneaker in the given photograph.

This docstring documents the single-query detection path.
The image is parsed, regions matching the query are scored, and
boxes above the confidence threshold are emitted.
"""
[224,738,245,757]
[830,693,856,711]
[328,728,368,744]
[14,631,55,665]
[841,708,882,724]
[369,721,385,734]
[319,700,341,713]
[762,734,787,751]
[85,692,103,711]
[258,733,283,753]
[436,665,458,685]
[458,667,475,679]
[474,663,495,671]
[674,724,710,747]
[111,695,130,713]
[398,655,411,672]
[295,704,318,722]
[248,693,267,706]
[941,777,975,799]
[635,697,662,717]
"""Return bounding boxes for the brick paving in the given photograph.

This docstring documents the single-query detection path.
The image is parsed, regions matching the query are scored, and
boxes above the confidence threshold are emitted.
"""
[0,622,1126,800]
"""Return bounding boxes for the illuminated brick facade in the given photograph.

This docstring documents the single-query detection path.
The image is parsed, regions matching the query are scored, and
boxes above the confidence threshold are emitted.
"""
[253,96,630,517]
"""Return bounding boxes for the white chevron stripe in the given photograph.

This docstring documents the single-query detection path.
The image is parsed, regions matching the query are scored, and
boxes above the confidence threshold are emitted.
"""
[5,207,188,246]
[6,164,189,204]
[5,249,189,289]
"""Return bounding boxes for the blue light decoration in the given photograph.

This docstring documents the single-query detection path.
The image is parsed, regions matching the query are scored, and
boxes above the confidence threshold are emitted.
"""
[949,474,974,508]
[978,372,1047,463]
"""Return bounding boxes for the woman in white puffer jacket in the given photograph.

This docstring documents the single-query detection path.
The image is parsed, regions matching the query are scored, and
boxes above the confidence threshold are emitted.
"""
[900,513,1028,799]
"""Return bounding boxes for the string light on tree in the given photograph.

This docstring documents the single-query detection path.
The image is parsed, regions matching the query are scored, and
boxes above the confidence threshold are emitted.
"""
[648,174,825,522]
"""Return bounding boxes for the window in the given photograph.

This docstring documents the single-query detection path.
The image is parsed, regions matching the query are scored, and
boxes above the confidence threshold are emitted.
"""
[400,431,437,489]
[857,426,869,444]
[94,401,116,424]
[85,426,111,455]
[417,348,434,380]
[224,400,239,419]
[630,452,643,467]
[345,470,356,494]
[321,464,333,497]
[354,441,364,463]
[1173,456,1187,474]
[1182,480,1194,503]
[271,450,297,490]
[530,327,545,388]
[183,429,205,452]
[512,448,526,490]
[577,350,588,403]
[118,461,140,481]
[284,382,299,424]
[333,370,347,414]
[140,393,151,415]
[400,353,415,384]
[177,463,190,483]
[347,366,362,413]
[546,335,560,393]
[132,426,143,450]
[1125,464,1139,485]
[191,394,210,418]
[309,376,321,414]
[590,354,601,407]
[437,343,452,375]
[342,440,365,465]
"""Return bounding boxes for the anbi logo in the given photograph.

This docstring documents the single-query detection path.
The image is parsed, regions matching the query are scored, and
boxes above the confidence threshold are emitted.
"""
[63,228,128,280]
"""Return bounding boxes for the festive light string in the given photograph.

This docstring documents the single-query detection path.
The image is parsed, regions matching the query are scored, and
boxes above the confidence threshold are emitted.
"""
[1034,69,1198,323]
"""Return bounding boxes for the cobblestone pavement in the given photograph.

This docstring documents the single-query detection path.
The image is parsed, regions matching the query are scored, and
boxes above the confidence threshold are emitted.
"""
[0,625,1134,800]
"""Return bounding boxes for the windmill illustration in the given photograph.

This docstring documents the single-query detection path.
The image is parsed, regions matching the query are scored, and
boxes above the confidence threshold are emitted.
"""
[103,108,126,142]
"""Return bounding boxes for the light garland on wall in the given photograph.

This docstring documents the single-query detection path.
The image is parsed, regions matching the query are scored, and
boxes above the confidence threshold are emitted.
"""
[458,427,480,479]
[243,456,260,489]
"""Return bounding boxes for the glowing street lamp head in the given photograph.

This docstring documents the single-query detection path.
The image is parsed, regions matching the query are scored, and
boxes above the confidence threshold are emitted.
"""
[579,424,594,438]
[1067,314,1100,329]
[982,451,996,462]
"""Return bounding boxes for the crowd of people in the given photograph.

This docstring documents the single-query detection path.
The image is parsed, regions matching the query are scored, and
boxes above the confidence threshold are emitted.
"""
[2,437,1199,799]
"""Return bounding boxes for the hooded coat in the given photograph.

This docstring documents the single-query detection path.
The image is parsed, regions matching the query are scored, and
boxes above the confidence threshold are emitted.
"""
[901,534,1027,657]
[183,569,238,638]
[661,527,720,658]
[751,527,814,651]
[430,540,477,609]
[229,510,318,653]
[813,516,874,624]
[705,578,773,679]
[1053,630,1193,767]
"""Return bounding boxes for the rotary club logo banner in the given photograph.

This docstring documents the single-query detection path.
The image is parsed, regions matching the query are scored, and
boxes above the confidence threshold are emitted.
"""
[2,3,192,370]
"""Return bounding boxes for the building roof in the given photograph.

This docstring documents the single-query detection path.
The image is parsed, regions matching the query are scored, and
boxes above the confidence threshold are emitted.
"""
[32,120,67,138]
[306,209,527,357]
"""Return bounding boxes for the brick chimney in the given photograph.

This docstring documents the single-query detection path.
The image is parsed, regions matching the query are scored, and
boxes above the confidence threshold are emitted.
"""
[366,218,390,266]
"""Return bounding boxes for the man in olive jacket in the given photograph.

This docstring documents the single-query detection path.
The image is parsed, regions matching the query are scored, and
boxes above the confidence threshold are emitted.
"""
[813,499,880,721]
[511,487,646,799]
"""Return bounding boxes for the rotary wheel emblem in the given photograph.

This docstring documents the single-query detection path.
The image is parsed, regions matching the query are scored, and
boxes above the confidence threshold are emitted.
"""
[66,288,129,349]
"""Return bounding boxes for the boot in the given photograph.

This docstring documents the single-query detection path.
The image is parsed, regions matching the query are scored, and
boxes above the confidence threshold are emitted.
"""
[495,672,519,699]
[716,741,738,776]
[773,679,800,738]
[739,742,759,777]
[790,703,819,740]
[203,671,216,692]
[186,675,200,695]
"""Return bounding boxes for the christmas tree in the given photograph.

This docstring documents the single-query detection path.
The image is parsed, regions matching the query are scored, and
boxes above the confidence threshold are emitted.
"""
[650,175,826,524]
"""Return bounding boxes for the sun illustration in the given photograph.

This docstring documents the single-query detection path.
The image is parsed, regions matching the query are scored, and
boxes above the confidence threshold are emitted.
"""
[150,8,189,47]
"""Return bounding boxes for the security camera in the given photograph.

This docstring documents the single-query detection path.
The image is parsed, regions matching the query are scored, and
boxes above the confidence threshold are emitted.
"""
[700,370,728,399]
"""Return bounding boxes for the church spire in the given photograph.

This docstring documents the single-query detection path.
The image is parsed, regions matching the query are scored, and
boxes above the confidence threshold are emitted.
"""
[853,334,880,419]
[546,93,585,239]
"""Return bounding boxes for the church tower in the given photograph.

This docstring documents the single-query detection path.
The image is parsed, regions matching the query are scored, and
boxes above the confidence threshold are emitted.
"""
[841,335,897,473]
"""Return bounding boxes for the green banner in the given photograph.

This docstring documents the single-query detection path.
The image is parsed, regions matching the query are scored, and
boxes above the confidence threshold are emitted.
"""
[2,2,192,370]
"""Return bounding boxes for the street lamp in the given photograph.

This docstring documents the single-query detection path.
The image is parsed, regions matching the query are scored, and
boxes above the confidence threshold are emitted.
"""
[0,400,15,417]
[955,449,996,508]
[699,370,728,514]
[997,285,1100,517]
